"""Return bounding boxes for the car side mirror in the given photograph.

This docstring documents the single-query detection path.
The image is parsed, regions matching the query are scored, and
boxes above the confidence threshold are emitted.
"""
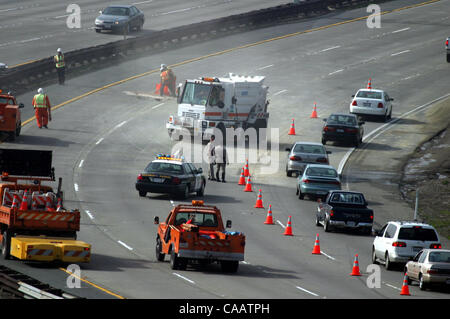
[154,216,159,224]
[217,101,224,109]
[285,148,291,152]
[359,121,365,125]
[326,151,332,154]
[226,220,232,228]
[372,229,380,236]
[322,118,327,122]
[197,168,203,174]
[390,98,394,101]
[19,103,24,108]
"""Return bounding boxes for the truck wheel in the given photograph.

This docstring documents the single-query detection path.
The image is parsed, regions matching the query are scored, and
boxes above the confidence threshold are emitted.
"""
[170,249,180,270]
[221,260,239,273]
[16,121,21,137]
[155,237,165,262]
[8,130,16,141]
[1,231,11,260]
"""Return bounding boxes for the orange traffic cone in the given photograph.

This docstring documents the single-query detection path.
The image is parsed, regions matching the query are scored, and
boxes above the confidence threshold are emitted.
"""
[350,254,362,276]
[45,196,55,212]
[310,103,318,118]
[288,119,296,135]
[400,273,411,296]
[312,233,321,254]
[283,216,293,236]
[367,78,372,89]
[244,174,253,192]
[254,189,264,208]
[19,190,29,211]
[243,159,250,177]
[11,194,19,210]
[238,167,246,185]
[264,204,275,225]
[56,198,63,212]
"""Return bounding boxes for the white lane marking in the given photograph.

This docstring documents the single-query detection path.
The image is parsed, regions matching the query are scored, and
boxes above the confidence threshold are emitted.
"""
[53,14,70,19]
[74,183,79,192]
[85,210,94,220]
[257,64,274,70]
[173,273,196,284]
[391,27,410,34]
[78,160,84,168]
[328,69,344,75]
[95,137,104,145]
[320,251,337,261]
[277,220,286,228]
[133,0,153,4]
[391,50,410,56]
[401,73,420,81]
[383,282,401,291]
[115,120,127,128]
[152,103,165,109]
[118,240,134,251]
[296,286,319,297]
[20,37,40,43]
[272,89,288,96]
[0,7,19,13]
[320,45,341,52]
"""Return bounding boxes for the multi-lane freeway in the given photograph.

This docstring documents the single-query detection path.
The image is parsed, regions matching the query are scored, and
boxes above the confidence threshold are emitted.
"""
[1,0,450,300]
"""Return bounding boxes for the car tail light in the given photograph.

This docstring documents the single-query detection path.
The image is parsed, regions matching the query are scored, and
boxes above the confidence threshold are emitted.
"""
[430,243,441,249]
[427,269,439,274]
[137,174,144,181]
[352,100,358,106]
[316,157,328,163]
[290,156,302,161]
[323,126,336,132]
[330,210,334,217]
[446,39,449,47]
[392,242,407,247]
[172,177,181,185]
[302,179,310,183]
[345,128,358,133]
[370,215,373,220]
[377,102,384,108]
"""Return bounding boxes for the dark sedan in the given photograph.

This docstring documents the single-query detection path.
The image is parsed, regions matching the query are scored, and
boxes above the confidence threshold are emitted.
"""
[322,113,364,147]
[95,5,144,34]
[135,156,206,199]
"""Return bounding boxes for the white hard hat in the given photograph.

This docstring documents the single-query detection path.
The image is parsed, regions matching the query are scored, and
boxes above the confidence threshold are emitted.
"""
[38,88,43,94]
[57,48,62,53]
[160,64,167,71]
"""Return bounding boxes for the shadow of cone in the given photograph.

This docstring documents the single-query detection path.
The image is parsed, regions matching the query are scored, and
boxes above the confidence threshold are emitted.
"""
[264,205,274,225]
[400,274,411,296]
[288,119,296,135]
[312,233,321,254]
[283,216,293,236]
[350,254,362,276]
[254,189,264,208]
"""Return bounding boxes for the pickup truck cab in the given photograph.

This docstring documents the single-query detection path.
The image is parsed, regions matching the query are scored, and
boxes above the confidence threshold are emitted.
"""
[315,190,373,234]
[0,90,24,141]
[154,200,245,272]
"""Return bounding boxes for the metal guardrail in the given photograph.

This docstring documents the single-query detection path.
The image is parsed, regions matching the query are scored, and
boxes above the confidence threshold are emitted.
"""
[0,0,379,94]
[0,265,80,299]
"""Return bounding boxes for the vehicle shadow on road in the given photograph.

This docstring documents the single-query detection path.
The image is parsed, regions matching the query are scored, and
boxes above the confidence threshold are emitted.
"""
[185,263,301,279]
[10,134,75,147]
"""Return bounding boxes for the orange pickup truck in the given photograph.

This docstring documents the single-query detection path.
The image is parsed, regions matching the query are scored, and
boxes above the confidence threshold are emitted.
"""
[154,200,245,272]
[0,90,24,141]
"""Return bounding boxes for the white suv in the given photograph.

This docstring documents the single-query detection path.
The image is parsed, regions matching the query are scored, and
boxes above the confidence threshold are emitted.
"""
[372,221,441,270]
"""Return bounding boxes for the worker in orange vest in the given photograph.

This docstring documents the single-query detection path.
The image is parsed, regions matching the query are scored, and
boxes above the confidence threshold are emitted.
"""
[160,64,176,97]
[32,88,52,129]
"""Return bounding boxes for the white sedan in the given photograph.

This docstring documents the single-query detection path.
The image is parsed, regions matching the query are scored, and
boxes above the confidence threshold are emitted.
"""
[349,89,393,122]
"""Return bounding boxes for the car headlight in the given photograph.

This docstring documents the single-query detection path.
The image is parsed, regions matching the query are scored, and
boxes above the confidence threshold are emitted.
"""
[95,19,102,24]
[115,21,121,25]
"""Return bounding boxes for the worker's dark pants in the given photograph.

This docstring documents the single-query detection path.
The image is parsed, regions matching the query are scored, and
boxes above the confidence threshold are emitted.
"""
[209,163,215,180]
[216,164,226,181]
[57,67,65,85]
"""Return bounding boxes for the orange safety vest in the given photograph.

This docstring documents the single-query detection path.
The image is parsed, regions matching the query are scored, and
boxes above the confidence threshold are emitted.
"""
[161,70,169,82]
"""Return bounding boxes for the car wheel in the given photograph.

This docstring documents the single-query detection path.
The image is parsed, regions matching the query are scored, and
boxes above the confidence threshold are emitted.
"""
[183,185,190,199]
[321,138,326,145]
[155,237,165,262]
[287,170,293,177]
[298,190,304,200]
[385,252,393,270]
[419,274,428,290]
[447,53,450,63]
[95,29,101,33]
[1,231,11,260]
[387,108,392,120]
[196,181,205,196]
[354,137,360,148]
[315,214,321,227]
[138,190,147,197]
[324,218,331,232]
[372,247,378,264]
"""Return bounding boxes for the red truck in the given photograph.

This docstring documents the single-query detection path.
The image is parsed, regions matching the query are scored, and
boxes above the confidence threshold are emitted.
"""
[154,200,245,272]
[0,149,91,263]
[0,90,24,141]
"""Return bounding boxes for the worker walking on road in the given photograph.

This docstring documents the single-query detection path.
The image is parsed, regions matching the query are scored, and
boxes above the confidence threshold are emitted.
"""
[206,135,216,181]
[214,143,229,183]
[53,48,65,85]
[160,64,176,97]
[32,88,52,129]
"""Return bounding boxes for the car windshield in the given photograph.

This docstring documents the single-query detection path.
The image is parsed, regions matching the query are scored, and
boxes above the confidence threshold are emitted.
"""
[428,251,450,263]
[145,162,183,174]
[306,167,337,178]
[330,193,364,204]
[356,90,382,99]
[181,82,211,106]
[398,227,438,241]
[327,115,356,126]
[174,212,218,227]
[293,144,325,154]
[103,7,130,16]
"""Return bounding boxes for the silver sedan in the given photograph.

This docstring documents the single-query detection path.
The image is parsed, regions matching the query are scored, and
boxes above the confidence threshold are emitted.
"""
[405,249,450,290]
[285,142,331,177]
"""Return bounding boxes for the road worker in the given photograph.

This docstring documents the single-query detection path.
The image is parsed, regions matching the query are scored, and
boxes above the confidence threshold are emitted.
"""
[206,135,216,180]
[53,48,65,85]
[214,143,229,183]
[160,64,176,97]
[32,88,52,129]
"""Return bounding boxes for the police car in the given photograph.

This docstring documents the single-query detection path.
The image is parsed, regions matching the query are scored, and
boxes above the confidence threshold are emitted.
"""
[135,155,206,199]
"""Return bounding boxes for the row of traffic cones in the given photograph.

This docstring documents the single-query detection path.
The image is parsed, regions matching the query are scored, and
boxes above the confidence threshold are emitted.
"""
[10,191,63,212]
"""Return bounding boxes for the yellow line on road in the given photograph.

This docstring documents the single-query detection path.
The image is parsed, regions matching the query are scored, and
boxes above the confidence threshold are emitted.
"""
[59,267,126,299]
